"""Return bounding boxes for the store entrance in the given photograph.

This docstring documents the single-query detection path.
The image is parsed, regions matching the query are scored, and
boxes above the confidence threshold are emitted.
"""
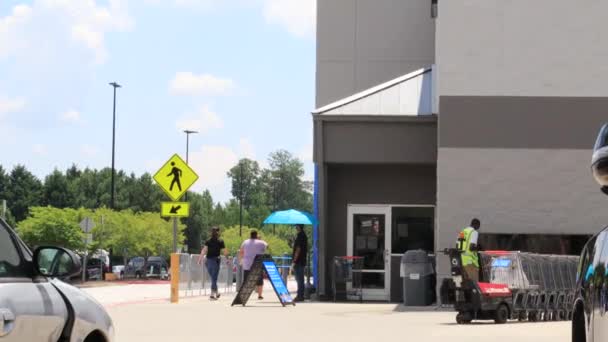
[347,205,435,302]
[347,205,391,301]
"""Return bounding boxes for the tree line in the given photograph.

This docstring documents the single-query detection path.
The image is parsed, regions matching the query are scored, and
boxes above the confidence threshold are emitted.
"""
[0,149,313,255]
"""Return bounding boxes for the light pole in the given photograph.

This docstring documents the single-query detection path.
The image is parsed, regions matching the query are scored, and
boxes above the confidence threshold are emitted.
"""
[109,82,121,209]
[183,130,198,201]
[239,161,243,237]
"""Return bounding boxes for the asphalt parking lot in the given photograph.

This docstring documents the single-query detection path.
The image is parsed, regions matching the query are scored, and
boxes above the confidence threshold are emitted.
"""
[84,283,570,342]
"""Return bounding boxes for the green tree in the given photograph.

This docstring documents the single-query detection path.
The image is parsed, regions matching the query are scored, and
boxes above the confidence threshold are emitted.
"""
[44,169,71,208]
[262,150,312,212]
[135,173,164,212]
[17,206,84,250]
[0,165,9,202]
[0,166,11,224]
[199,190,215,241]
[220,226,291,256]
[7,165,44,222]
[227,159,261,209]
[183,192,203,253]
[212,203,226,227]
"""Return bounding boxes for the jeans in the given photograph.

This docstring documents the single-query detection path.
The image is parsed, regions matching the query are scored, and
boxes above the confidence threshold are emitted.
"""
[206,257,220,292]
[294,264,305,299]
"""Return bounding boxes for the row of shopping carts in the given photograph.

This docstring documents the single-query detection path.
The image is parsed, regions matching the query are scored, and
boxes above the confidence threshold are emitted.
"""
[479,251,579,321]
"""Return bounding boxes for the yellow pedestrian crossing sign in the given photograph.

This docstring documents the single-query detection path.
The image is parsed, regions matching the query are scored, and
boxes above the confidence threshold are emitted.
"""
[153,154,199,201]
[161,202,190,218]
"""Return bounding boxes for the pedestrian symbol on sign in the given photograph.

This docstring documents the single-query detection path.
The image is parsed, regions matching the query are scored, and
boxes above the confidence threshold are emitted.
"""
[168,162,183,191]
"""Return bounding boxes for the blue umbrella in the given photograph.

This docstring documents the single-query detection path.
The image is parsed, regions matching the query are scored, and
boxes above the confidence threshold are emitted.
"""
[263,209,318,226]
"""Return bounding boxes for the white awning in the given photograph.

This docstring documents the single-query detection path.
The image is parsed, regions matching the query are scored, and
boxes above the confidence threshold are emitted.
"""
[313,66,436,116]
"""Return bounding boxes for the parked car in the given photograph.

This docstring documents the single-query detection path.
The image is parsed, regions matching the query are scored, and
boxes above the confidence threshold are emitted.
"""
[122,256,169,280]
[143,256,169,280]
[572,123,608,342]
[112,265,125,279]
[0,217,114,341]
[86,257,109,281]
[121,257,146,279]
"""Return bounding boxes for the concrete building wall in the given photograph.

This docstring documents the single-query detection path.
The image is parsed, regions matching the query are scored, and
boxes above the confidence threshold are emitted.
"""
[435,1,608,281]
[316,0,436,107]
[436,0,608,97]
[320,117,437,164]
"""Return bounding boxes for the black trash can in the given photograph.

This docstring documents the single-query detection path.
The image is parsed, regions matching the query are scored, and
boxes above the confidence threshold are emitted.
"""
[401,250,435,306]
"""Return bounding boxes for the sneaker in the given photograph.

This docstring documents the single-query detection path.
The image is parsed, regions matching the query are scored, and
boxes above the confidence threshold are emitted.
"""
[258,295,264,300]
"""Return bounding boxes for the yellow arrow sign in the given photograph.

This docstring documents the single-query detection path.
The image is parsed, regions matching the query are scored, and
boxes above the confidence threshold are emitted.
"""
[153,154,199,201]
[161,202,190,218]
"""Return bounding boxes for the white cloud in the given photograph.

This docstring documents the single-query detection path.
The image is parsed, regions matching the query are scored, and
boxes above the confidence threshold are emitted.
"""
[188,139,261,202]
[0,0,134,65]
[169,72,236,97]
[262,0,316,38]
[189,145,238,202]
[80,144,99,158]
[145,0,250,10]
[0,96,26,117]
[298,143,314,182]
[238,138,256,160]
[298,143,313,162]
[60,109,81,123]
[32,143,48,156]
[176,105,223,134]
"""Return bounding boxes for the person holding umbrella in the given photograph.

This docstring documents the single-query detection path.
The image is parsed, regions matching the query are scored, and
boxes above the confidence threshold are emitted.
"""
[263,209,317,302]
[292,224,308,302]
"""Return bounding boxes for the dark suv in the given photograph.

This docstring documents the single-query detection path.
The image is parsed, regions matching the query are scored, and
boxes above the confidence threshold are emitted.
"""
[122,256,169,280]
[573,123,608,342]
[121,257,146,279]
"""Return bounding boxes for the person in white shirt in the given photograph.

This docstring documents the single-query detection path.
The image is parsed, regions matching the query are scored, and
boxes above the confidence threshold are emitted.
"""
[239,230,268,300]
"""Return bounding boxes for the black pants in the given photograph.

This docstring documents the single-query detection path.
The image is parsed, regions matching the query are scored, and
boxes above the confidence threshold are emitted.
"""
[294,264,305,298]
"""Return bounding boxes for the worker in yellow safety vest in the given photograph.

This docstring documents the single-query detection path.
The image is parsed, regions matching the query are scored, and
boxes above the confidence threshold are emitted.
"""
[456,218,481,282]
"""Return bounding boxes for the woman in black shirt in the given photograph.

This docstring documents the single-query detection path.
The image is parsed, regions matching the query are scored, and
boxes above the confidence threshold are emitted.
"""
[198,227,228,299]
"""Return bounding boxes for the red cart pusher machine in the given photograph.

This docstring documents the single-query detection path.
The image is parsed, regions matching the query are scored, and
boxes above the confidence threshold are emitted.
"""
[443,249,579,324]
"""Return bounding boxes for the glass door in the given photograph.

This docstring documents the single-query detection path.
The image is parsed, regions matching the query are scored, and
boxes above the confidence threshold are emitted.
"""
[347,205,391,301]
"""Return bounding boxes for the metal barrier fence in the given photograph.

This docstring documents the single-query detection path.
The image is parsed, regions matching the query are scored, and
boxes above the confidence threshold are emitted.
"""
[176,254,236,297]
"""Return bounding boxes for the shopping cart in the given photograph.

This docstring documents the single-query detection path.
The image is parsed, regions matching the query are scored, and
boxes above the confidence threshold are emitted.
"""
[332,256,363,302]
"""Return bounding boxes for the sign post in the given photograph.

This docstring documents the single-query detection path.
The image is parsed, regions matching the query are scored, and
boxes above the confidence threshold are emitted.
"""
[153,154,199,252]
[153,153,199,303]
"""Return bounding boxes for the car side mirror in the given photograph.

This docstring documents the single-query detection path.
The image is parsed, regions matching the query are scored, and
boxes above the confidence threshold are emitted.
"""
[592,123,608,191]
[33,246,82,278]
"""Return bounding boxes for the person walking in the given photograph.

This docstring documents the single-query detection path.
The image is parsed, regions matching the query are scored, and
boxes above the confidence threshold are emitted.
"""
[456,218,481,282]
[239,230,268,300]
[198,227,228,300]
[292,224,308,302]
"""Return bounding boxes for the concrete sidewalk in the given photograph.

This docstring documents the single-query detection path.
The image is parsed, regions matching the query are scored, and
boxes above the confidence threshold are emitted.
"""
[84,279,301,307]
[85,282,570,342]
[103,291,570,342]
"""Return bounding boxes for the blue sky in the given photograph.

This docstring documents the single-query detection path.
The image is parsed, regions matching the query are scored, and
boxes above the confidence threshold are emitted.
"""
[0,0,316,203]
